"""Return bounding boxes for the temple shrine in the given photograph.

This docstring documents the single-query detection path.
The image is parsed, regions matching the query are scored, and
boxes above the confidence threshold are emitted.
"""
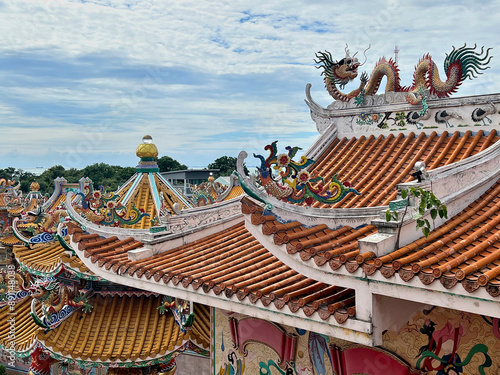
[2,43,500,374]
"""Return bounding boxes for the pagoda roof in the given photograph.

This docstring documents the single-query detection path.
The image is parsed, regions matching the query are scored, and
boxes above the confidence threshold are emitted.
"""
[115,172,192,229]
[39,293,209,365]
[13,240,97,279]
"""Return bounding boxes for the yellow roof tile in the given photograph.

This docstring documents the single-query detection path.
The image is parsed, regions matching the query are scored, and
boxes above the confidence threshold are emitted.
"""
[39,294,208,363]
[0,296,41,354]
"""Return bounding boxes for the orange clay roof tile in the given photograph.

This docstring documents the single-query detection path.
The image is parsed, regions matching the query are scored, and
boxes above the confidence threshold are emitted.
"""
[242,197,376,272]
[307,130,499,209]
[350,178,500,296]
[243,167,500,296]
[71,221,356,324]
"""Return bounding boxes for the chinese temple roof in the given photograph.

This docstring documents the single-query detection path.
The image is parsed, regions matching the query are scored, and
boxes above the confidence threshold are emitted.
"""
[0,194,13,211]
[0,179,21,211]
[241,177,500,297]
[367,179,500,295]
[241,197,376,272]
[0,296,40,356]
[67,221,356,325]
[192,173,244,206]
[308,130,498,209]
[112,136,192,229]
[13,240,96,279]
[0,293,209,364]
[8,183,44,216]
[22,45,500,350]
[39,293,209,364]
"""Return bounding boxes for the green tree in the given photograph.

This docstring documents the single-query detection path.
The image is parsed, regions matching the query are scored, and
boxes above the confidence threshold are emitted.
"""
[38,165,68,194]
[208,156,247,179]
[157,156,187,173]
[80,163,127,191]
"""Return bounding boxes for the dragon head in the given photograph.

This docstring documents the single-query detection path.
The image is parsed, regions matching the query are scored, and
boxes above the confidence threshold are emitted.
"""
[315,47,361,89]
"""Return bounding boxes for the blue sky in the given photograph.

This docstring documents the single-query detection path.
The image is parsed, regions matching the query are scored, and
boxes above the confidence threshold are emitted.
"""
[0,0,499,170]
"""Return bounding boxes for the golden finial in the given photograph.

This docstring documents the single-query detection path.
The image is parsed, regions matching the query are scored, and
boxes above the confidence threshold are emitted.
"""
[136,135,158,158]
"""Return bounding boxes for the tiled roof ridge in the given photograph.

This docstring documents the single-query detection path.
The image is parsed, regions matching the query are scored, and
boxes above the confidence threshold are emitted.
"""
[243,199,377,271]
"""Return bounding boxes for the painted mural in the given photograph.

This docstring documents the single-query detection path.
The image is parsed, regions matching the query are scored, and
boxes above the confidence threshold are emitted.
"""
[213,309,327,375]
[383,307,499,375]
[214,307,500,375]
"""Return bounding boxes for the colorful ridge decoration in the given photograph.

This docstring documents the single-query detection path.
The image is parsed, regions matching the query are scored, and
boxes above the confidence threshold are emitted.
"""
[158,296,195,332]
[30,282,91,330]
[254,141,359,205]
[77,184,149,227]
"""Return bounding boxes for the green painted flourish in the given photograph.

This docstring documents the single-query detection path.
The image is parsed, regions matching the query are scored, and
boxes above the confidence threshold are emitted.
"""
[234,171,273,211]
[259,359,295,375]
[416,344,492,375]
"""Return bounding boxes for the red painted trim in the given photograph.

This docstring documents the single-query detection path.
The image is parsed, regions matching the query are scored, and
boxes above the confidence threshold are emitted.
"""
[228,317,297,369]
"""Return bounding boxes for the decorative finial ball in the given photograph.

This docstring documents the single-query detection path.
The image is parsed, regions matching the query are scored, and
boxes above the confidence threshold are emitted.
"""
[208,176,215,182]
[30,181,40,192]
[136,135,158,158]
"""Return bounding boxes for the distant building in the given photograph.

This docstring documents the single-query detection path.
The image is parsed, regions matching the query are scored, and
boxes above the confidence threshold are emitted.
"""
[160,169,219,199]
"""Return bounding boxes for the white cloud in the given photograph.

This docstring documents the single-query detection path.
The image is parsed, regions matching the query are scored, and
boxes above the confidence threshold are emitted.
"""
[0,0,498,170]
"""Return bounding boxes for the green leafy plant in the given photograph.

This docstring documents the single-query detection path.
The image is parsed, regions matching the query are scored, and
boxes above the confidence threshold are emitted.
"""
[0,363,6,375]
[386,186,448,237]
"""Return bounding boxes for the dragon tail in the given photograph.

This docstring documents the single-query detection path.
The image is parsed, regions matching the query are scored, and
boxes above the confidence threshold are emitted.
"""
[429,44,492,97]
